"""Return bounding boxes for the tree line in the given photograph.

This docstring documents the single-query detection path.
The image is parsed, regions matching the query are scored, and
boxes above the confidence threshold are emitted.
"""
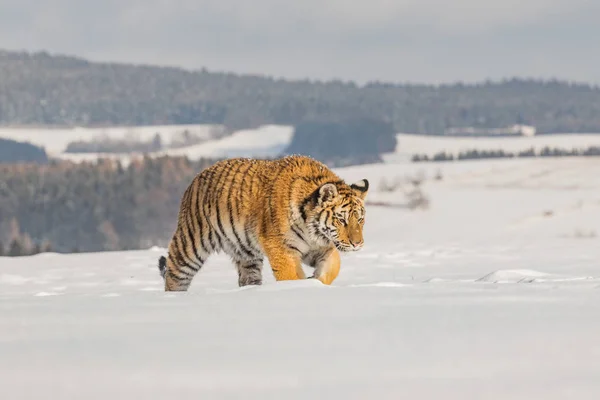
[0,156,217,256]
[412,146,600,162]
[0,138,48,164]
[2,50,600,134]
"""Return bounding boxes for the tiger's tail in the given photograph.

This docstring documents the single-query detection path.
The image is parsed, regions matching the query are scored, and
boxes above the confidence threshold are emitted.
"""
[158,255,167,279]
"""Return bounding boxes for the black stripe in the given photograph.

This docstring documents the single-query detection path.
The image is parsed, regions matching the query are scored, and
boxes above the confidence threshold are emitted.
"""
[171,245,200,273]
[186,181,205,264]
[302,174,327,184]
[199,172,215,252]
[214,204,229,246]
[268,163,288,223]
[308,249,328,267]
[197,213,210,252]
[243,263,262,274]
[237,162,253,205]
[179,187,201,266]
[213,161,239,254]
[186,178,202,259]
[300,189,319,221]
[169,245,200,276]
[237,162,258,251]
[226,161,256,259]
[207,226,217,250]
[314,251,328,266]
[194,177,210,253]
[168,253,197,278]
[185,217,205,265]
[291,226,307,243]
[167,270,190,282]
[176,218,199,269]
[173,234,186,266]
[287,244,302,255]
[245,262,261,270]
[203,166,222,250]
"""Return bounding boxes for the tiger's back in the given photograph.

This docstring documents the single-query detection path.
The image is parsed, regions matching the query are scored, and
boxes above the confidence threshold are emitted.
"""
[160,155,369,291]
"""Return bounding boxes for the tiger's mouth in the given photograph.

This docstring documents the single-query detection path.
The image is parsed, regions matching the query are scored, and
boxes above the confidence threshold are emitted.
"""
[334,241,363,252]
[314,224,364,252]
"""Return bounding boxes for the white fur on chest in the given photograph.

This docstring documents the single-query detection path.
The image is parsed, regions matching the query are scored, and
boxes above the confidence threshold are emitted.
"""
[285,222,325,256]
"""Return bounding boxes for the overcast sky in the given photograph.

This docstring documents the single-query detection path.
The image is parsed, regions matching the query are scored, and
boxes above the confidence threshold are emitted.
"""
[1,0,598,85]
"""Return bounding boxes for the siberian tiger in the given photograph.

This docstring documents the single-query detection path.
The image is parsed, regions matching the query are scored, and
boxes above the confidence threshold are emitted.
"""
[158,154,369,291]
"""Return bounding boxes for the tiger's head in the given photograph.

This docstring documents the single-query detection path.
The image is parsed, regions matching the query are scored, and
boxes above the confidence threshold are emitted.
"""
[306,179,369,252]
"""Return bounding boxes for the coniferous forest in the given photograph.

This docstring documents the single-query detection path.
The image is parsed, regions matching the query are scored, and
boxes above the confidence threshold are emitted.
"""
[0,157,217,256]
[2,49,600,134]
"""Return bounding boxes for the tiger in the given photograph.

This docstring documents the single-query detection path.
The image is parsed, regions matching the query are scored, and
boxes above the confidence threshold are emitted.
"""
[157,154,369,291]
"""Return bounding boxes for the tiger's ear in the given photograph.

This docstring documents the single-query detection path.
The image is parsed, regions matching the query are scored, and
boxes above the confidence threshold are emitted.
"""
[318,183,338,204]
[350,179,369,200]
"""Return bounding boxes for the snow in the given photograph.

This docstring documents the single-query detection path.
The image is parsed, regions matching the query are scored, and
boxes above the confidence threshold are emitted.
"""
[2,156,600,399]
[0,124,294,164]
[151,124,294,160]
[389,132,600,160]
[4,122,600,167]
[0,124,219,155]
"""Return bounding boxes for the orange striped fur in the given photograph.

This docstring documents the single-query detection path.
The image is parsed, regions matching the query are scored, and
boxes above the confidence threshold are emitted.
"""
[158,155,369,291]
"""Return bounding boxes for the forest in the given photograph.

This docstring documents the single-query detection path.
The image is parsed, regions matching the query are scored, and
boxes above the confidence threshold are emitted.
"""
[0,138,48,164]
[0,156,217,256]
[2,49,600,134]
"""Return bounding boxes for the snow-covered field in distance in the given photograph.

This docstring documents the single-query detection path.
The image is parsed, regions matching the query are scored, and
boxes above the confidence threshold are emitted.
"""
[3,123,600,165]
[2,157,600,399]
[0,124,294,164]
[149,125,294,160]
[391,132,600,159]
[0,124,219,155]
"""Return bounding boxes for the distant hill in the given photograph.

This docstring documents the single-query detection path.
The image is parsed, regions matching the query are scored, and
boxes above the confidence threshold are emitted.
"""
[0,138,48,164]
[284,118,397,166]
[2,49,600,134]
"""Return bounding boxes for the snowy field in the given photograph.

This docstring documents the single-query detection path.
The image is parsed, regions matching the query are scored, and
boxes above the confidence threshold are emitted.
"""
[150,125,294,160]
[2,156,600,399]
[0,124,220,155]
[0,124,294,164]
[4,123,600,166]
[392,132,600,159]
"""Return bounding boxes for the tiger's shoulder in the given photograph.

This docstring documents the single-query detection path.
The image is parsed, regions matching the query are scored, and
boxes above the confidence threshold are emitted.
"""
[259,154,339,182]
[194,154,339,196]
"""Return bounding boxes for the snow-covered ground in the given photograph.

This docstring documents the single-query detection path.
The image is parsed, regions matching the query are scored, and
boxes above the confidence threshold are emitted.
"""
[390,132,600,160]
[150,125,294,160]
[5,123,600,166]
[0,124,294,164]
[2,157,600,399]
[0,124,219,155]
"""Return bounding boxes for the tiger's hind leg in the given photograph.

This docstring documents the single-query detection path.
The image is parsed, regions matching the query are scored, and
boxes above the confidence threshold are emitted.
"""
[162,253,206,291]
[235,258,264,287]
[161,228,213,291]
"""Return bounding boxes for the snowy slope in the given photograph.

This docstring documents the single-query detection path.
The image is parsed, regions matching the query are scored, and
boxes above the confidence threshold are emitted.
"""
[0,124,219,155]
[6,122,600,167]
[2,157,600,399]
[0,124,294,164]
[391,132,600,159]
[150,124,294,160]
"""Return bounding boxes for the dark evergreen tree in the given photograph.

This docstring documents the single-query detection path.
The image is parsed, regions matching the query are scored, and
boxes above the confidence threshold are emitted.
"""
[2,50,600,134]
[8,238,23,257]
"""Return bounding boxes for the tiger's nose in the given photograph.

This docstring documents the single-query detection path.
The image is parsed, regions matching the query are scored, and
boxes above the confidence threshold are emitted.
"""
[350,238,363,248]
